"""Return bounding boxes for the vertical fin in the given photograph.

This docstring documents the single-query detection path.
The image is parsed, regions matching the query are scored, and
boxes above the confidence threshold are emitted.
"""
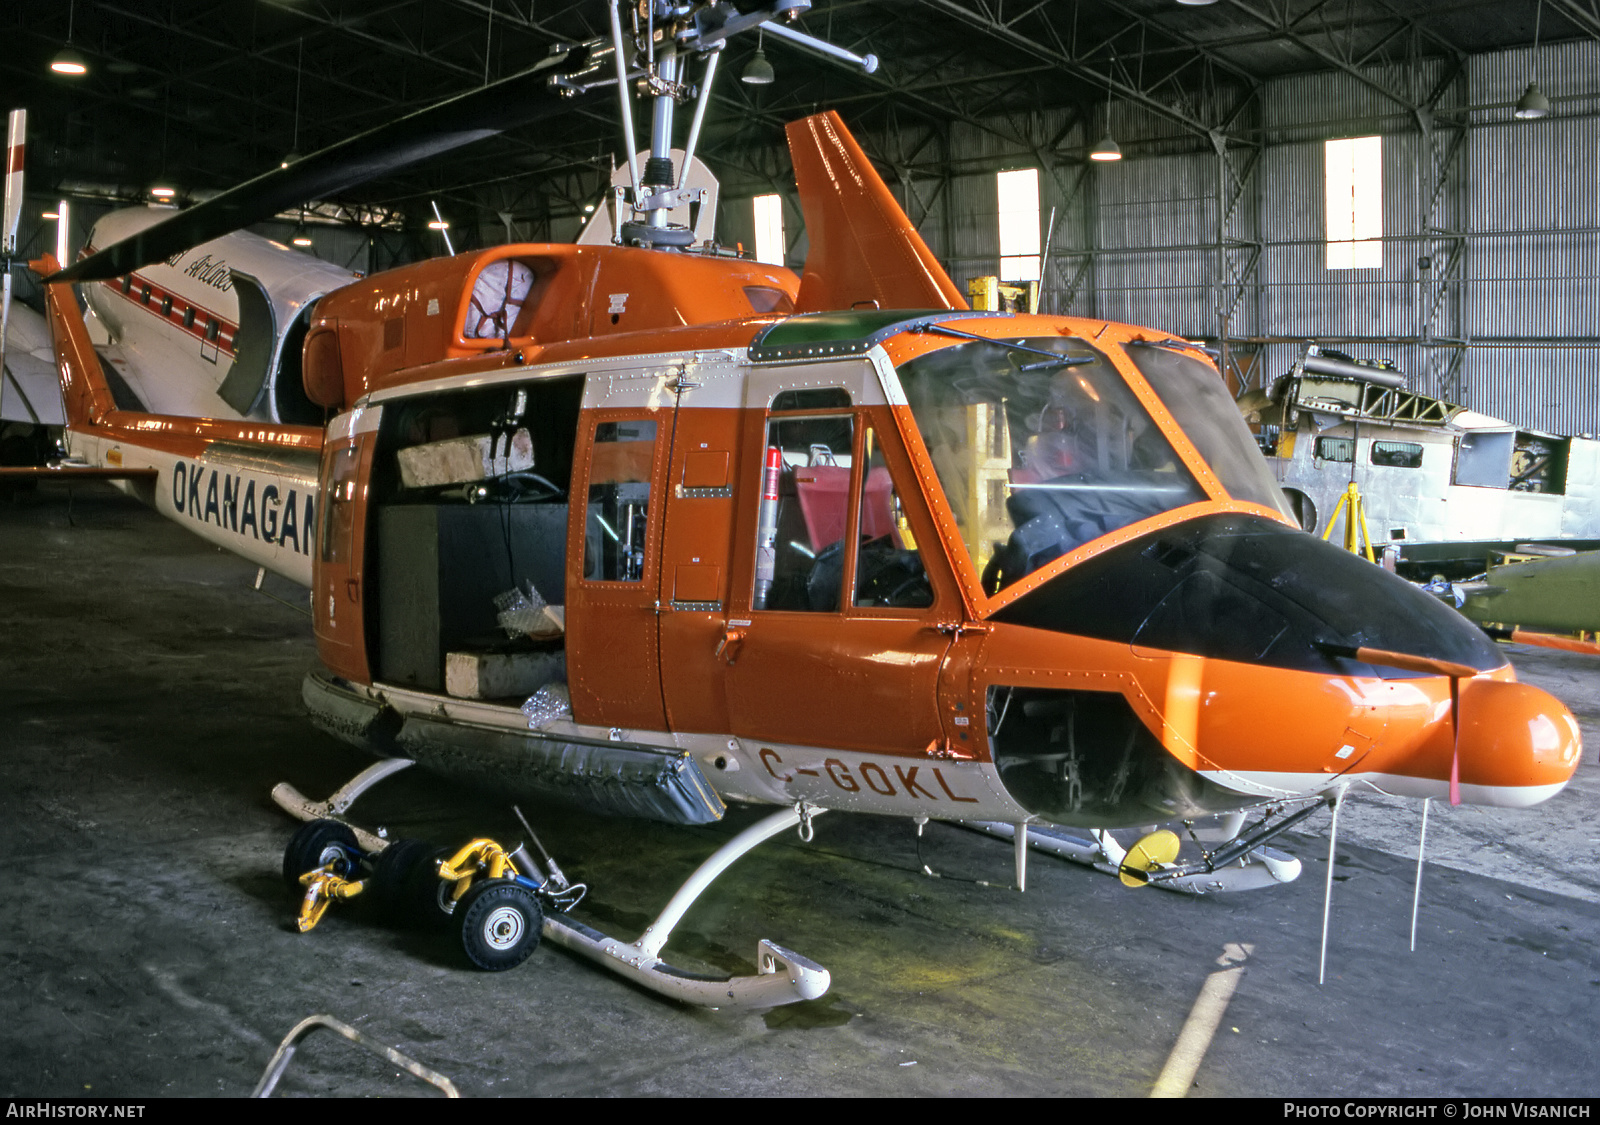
[786,112,966,314]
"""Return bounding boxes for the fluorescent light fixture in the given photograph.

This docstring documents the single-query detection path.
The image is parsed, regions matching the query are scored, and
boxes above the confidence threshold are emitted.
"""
[428,220,449,230]
[150,186,176,199]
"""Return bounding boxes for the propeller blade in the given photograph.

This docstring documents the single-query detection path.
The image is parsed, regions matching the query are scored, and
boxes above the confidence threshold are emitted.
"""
[50,44,601,284]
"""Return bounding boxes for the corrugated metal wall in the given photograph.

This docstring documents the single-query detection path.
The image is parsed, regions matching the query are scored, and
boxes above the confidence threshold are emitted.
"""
[800,40,1598,433]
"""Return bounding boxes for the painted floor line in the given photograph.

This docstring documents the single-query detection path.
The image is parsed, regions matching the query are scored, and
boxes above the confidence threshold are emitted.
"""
[1149,943,1251,1098]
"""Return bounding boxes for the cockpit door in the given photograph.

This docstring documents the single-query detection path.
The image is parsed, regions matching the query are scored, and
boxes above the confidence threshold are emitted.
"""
[718,362,957,760]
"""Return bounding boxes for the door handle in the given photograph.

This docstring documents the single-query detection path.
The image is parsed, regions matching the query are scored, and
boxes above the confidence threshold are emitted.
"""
[715,627,746,664]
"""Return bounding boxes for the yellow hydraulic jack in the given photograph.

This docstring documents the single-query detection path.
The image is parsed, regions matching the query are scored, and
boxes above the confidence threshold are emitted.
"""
[1321,479,1376,563]
[438,838,521,887]
[296,866,368,933]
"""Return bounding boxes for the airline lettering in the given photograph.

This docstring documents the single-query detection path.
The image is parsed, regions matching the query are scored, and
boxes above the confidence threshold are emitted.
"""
[178,253,234,292]
[759,748,977,803]
[170,460,315,554]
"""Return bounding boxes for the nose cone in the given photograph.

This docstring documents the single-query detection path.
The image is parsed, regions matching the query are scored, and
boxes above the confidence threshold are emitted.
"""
[1451,678,1583,807]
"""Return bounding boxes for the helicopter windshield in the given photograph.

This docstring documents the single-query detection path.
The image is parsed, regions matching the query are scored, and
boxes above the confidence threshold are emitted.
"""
[1122,342,1296,520]
[896,336,1207,595]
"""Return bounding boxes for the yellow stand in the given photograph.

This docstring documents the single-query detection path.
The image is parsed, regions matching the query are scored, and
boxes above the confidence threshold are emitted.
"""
[1321,480,1376,562]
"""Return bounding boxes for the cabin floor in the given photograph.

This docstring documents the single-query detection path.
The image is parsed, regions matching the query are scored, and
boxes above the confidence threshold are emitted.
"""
[3,480,1598,1100]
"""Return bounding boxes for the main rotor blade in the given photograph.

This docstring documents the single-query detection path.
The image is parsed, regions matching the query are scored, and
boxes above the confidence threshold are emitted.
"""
[51,44,601,284]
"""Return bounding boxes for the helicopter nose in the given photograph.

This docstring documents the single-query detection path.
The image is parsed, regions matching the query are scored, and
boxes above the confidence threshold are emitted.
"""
[1444,678,1583,807]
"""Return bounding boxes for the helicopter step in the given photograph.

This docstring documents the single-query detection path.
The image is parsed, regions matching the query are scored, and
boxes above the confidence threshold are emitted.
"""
[273,760,829,1009]
[962,819,1302,894]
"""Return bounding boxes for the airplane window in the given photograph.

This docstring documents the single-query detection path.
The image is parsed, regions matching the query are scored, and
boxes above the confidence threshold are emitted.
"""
[851,428,933,609]
[140,285,152,305]
[120,277,132,295]
[182,307,196,329]
[897,337,1206,596]
[1315,437,1355,463]
[1370,441,1423,469]
[205,319,220,342]
[1123,344,1296,519]
[160,296,173,317]
[584,419,657,582]
[753,413,855,612]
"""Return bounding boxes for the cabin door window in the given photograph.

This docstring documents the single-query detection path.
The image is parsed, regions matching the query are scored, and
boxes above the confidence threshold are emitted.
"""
[752,412,855,612]
[567,411,670,730]
[584,419,659,582]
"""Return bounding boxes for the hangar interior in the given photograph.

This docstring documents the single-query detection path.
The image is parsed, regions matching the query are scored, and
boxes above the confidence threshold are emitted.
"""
[4,0,1600,1101]
[7,0,1598,430]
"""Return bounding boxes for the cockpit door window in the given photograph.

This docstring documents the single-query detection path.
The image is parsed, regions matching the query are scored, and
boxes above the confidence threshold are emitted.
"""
[896,337,1206,596]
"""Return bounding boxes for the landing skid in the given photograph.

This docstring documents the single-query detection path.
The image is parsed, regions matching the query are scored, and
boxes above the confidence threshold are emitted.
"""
[963,820,1303,894]
[271,762,829,1010]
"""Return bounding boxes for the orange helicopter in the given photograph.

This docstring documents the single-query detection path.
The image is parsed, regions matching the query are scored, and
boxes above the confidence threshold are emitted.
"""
[15,0,1581,1008]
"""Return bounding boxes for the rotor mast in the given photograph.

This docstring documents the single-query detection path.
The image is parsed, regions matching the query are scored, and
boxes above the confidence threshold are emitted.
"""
[601,0,878,251]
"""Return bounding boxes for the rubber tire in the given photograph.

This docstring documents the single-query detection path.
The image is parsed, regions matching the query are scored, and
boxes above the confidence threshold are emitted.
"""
[456,879,543,972]
[369,838,435,921]
[401,845,465,931]
[282,819,360,892]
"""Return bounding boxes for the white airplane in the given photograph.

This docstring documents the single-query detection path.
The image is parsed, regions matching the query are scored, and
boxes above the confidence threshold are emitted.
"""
[3,108,359,436]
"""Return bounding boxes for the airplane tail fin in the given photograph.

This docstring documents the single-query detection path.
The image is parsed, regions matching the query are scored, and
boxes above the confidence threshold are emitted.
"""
[786,112,967,314]
[30,253,121,427]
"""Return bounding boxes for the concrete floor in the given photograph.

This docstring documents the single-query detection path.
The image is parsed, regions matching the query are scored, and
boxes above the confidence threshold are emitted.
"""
[3,480,1598,1098]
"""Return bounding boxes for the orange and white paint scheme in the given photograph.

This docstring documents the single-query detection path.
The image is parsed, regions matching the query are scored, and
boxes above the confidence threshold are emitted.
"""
[29,111,1580,861]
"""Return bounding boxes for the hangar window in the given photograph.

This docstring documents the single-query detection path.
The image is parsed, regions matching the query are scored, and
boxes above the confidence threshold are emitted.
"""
[1325,136,1382,270]
[997,168,1041,282]
[753,194,786,266]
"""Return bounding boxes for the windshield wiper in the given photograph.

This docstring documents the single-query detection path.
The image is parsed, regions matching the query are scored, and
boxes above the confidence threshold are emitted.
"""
[910,323,1095,370]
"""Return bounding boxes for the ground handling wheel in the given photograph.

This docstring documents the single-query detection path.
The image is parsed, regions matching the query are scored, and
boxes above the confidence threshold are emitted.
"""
[456,879,543,971]
[389,844,465,931]
[282,819,361,892]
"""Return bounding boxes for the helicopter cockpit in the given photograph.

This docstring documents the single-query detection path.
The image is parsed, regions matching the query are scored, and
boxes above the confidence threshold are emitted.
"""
[894,333,1293,599]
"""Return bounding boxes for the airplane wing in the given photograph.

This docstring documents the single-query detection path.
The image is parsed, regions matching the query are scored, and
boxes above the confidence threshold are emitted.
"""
[786,111,967,314]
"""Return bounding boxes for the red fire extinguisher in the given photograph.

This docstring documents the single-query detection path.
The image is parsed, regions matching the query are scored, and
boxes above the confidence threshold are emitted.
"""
[753,446,782,609]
